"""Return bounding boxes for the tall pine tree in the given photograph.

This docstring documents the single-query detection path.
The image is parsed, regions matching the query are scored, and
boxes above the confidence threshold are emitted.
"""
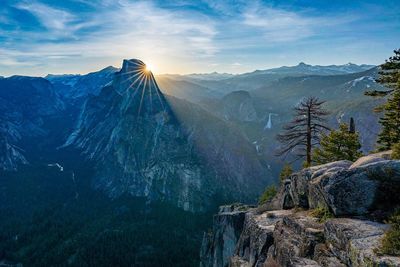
[313,119,362,164]
[277,96,329,165]
[366,49,400,150]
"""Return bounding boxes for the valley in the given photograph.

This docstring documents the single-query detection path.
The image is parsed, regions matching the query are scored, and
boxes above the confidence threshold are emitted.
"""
[0,59,388,266]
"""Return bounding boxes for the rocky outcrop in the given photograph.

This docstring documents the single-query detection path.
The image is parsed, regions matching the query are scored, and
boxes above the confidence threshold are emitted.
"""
[324,219,400,267]
[232,210,292,267]
[271,153,400,217]
[201,153,400,267]
[200,204,252,267]
[202,209,400,267]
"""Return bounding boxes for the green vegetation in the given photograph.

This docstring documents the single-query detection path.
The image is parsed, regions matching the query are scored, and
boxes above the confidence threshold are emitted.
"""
[392,143,400,159]
[313,122,363,164]
[0,166,213,267]
[310,205,334,223]
[279,163,293,183]
[259,185,277,205]
[380,210,400,256]
[366,49,400,150]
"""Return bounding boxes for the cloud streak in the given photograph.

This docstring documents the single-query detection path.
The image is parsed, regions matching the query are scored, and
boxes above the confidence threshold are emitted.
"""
[0,0,399,75]
[1,0,218,74]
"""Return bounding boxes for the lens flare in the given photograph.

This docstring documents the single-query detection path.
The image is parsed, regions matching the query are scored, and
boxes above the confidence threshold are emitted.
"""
[145,64,153,73]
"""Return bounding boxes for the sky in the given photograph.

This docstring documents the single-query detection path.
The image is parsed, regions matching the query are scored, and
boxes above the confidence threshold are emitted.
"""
[0,0,399,76]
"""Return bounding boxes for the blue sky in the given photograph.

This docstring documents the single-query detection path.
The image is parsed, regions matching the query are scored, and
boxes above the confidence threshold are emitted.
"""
[0,0,399,76]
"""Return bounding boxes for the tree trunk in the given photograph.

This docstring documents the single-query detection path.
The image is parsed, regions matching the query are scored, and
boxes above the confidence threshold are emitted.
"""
[306,107,312,165]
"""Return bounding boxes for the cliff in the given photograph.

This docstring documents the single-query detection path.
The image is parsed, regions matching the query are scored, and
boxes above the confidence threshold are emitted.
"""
[200,152,400,267]
[65,59,271,211]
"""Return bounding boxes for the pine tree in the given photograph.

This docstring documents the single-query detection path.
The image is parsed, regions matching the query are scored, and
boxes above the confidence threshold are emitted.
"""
[366,49,400,150]
[279,163,293,183]
[277,96,329,165]
[313,121,362,164]
[377,90,400,149]
[392,143,400,159]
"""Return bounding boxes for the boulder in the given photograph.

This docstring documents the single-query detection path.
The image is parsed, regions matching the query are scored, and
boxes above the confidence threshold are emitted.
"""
[324,218,400,267]
[309,160,400,216]
[272,161,352,211]
[273,154,400,216]
[349,151,392,169]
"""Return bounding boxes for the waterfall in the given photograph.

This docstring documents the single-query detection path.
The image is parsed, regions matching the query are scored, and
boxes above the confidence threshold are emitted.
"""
[264,113,277,130]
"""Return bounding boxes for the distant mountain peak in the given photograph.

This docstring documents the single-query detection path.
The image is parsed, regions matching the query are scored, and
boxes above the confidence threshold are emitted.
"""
[113,59,160,96]
[99,66,119,72]
[298,62,308,66]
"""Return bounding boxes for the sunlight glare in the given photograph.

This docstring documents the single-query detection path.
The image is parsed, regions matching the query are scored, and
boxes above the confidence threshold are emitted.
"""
[145,63,153,73]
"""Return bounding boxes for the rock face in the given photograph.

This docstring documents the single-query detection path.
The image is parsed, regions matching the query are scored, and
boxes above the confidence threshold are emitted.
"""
[274,153,400,217]
[200,204,252,267]
[0,136,28,171]
[324,219,400,267]
[220,91,257,122]
[0,76,65,170]
[201,153,400,267]
[202,210,400,267]
[46,66,118,100]
[232,209,292,267]
[65,59,271,211]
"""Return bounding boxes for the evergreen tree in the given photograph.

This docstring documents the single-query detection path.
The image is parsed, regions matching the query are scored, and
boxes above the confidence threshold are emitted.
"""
[377,90,400,149]
[279,163,293,183]
[392,143,400,160]
[277,96,329,165]
[366,49,400,150]
[313,121,362,164]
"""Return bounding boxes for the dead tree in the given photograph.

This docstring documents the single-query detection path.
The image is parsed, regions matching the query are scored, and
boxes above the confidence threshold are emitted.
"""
[277,96,329,165]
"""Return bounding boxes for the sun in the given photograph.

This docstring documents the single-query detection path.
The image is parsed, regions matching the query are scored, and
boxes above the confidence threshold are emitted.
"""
[145,63,153,73]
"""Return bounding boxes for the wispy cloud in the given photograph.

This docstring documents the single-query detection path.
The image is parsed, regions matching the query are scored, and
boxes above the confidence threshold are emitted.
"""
[243,5,314,42]
[15,2,83,38]
[241,2,358,43]
[2,0,218,74]
[0,0,398,75]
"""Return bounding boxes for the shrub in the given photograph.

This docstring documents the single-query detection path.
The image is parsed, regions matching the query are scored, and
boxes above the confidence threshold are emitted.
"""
[392,143,400,160]
[380,209,400,256]
[259,185,277,205]
[310,205,334,223]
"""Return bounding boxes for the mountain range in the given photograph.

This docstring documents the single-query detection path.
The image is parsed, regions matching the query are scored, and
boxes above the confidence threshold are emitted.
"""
[0,60,384,266]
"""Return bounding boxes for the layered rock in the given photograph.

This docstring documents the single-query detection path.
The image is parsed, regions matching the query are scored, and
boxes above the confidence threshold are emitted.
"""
[201,153,400,267]
[65,59,271,211]
[232,210,292,267]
